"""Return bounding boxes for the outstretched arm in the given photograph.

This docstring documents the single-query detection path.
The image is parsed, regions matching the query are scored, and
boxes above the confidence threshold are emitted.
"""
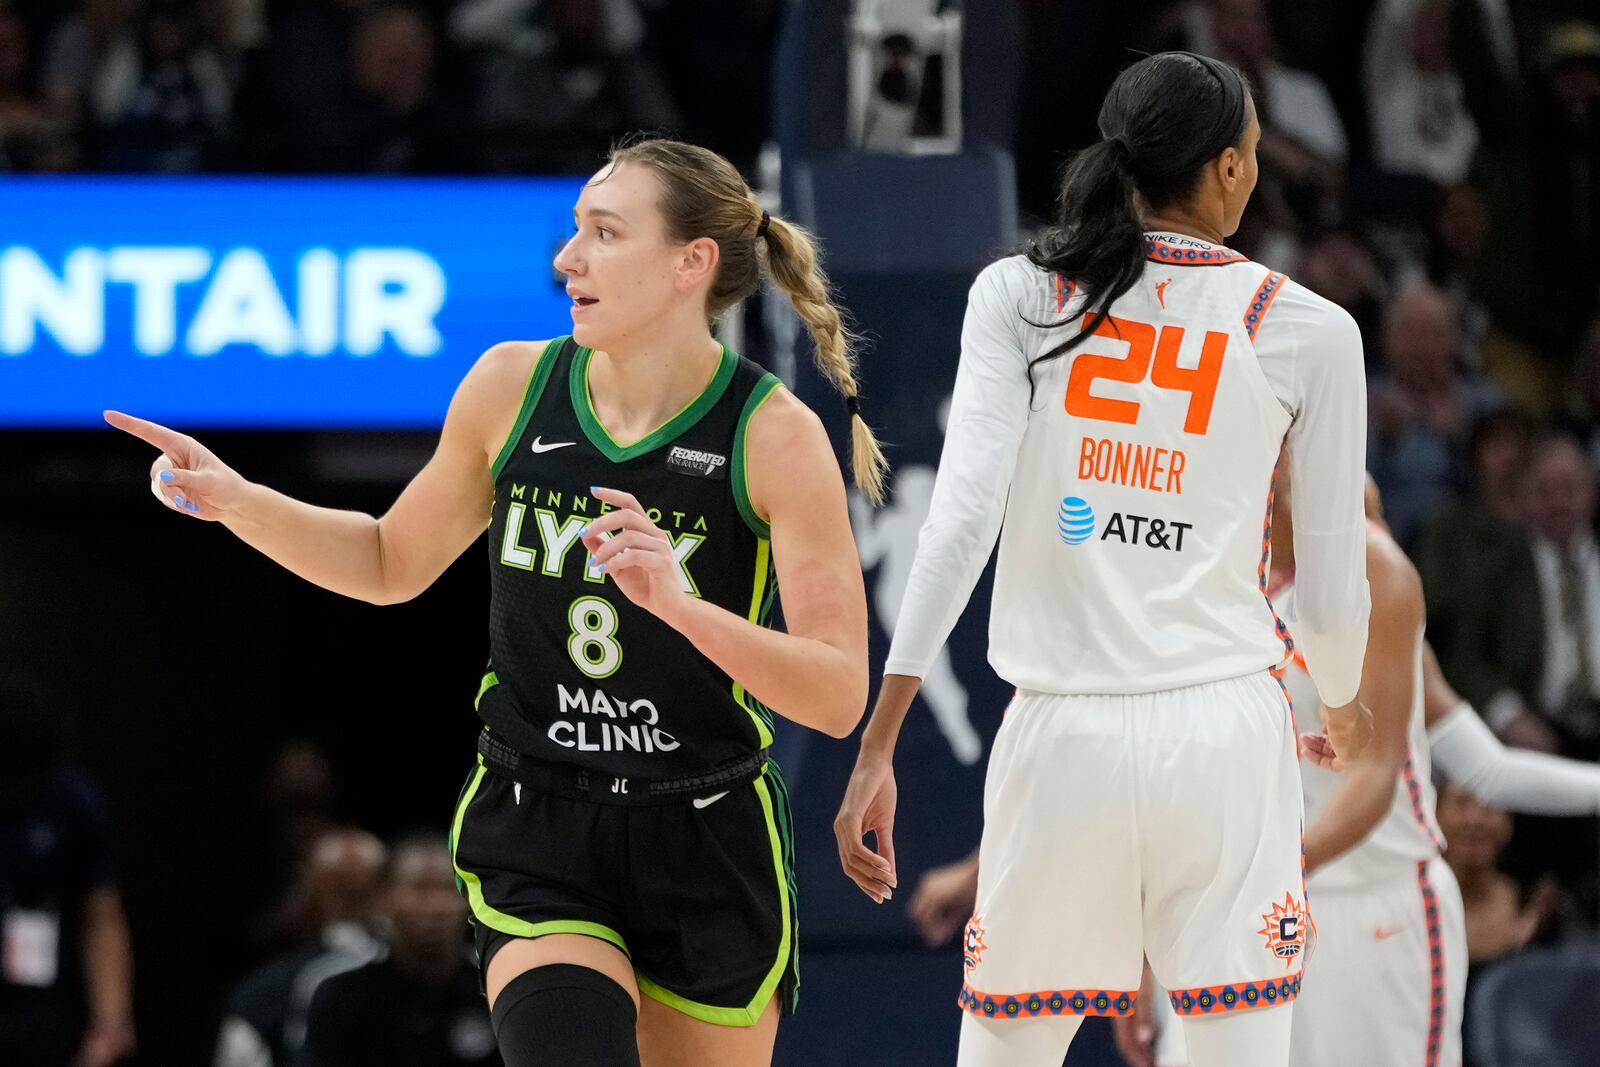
[835,260,1033,902]
[1424,642,1600,815]
[106,341,535,605]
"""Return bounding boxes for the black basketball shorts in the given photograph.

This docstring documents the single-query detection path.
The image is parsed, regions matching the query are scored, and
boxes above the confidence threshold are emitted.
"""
[448,750,800,1026]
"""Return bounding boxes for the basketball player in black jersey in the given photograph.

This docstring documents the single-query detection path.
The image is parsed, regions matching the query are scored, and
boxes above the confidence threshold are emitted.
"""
[106,138,884,1067]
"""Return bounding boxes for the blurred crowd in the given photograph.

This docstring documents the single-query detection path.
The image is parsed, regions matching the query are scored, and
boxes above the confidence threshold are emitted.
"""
[0,0,780,176]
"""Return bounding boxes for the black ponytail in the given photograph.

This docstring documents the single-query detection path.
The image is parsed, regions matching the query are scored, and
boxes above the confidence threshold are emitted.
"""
[1023,51,1252,397]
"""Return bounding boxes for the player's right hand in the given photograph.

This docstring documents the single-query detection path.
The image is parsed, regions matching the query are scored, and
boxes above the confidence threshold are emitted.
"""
[104,410,246,521]
[833,752,898,904]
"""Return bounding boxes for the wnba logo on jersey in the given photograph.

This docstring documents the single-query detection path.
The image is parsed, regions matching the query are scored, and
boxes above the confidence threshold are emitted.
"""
[1257,893,1311,967]
[1058,496,1096,544]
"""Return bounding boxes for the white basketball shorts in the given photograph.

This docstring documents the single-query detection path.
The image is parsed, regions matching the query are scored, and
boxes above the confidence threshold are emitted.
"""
[958,670,1308,1022]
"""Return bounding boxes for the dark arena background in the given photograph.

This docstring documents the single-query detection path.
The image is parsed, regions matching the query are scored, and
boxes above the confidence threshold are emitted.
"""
[2,1,1599,1065]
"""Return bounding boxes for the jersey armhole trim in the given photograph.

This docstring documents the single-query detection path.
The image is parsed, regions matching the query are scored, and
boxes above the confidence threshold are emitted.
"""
[1243,272,1288,342]
[731,373,785,539]
[490,336,567,482]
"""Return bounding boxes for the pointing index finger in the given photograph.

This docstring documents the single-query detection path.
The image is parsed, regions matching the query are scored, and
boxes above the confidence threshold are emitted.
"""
[104,410,186,454]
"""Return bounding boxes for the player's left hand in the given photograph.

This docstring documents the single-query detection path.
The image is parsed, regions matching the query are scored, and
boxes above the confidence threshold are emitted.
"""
[1302,699,1375,770]
[580,487,689,620]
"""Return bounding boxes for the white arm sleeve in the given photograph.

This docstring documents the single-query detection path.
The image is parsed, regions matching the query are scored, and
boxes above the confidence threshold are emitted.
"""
[1257,284,1371,706]
[1429,703,1600,816]
[883,259,1034,677]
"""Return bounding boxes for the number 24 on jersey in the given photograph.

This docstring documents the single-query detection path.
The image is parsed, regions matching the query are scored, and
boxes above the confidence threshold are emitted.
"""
[1065,315,1226,436]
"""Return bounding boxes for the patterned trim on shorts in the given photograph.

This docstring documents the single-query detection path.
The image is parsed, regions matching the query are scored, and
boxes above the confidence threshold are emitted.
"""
[1418,861,1445,1067]
[1166,972,1302,1016]
[957,984,1138,1019]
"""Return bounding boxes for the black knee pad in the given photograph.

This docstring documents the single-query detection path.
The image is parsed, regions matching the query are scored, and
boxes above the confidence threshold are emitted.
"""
[490,964,641,1067]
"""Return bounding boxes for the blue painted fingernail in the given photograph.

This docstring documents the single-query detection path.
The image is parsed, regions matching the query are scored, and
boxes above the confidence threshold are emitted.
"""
[580,525,590,536]
[586,555,594,567]
[174,494,187,506]
[187,502,200,513]
[159,470,174,483]
[596,563,606,572]
[590,486,601,493]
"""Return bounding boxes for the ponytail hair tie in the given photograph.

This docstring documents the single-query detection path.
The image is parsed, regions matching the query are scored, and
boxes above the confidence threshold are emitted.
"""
[756,211,771,239]
[1105,136,1135,168]
[844,395,862,418]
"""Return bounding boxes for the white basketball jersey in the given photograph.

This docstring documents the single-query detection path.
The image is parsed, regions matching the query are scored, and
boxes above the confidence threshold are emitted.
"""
[1277,579,1444,890]
[989,238,1297,694]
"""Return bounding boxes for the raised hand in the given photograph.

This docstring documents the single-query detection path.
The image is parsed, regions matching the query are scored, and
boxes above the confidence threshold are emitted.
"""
[579,486,690,620]
[103,411,247,521]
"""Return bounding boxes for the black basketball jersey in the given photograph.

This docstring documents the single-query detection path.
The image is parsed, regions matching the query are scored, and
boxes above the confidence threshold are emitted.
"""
[478,337,784,779]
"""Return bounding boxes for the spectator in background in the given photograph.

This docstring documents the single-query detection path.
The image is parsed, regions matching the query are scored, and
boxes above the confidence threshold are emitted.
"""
[450,0,679,173]
[248,740,345,955]
[1416,405,1534,670]
[229,0,372,170]
[1442,435,1600,764]
[1293,225,1386,360]
[298,837,498,1067]
[94,0,233,171]
[0,8,82,172]
[1368,281,1503,546]
[0,10,56,169]
[1470,20,1600,413]
[1416,182,1491,369]
[0,672,135,1067]
[1206,0,1348,219]
[215,830,387,1067]
[41,0,137,146]
[1364,0,1511,187]
[280,5,470,172]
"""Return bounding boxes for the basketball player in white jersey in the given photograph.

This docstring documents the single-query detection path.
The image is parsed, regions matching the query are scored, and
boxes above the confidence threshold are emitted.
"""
[832,51,1373,1067]
[1123,476,1600,1067]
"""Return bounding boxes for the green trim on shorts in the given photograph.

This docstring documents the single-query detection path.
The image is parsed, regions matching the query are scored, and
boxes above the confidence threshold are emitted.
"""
[634,770,793,1026]
[490,337,566,482]
[448,762,630,955]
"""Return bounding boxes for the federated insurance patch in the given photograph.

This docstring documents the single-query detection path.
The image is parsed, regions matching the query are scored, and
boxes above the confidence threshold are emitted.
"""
[1257,893,1312,968]
[666,445,728,480]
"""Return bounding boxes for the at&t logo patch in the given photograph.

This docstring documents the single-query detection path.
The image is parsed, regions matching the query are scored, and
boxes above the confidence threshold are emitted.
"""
[1058,496,1096,544]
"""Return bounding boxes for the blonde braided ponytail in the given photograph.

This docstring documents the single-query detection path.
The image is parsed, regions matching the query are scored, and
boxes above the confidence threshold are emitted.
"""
[760,214,888,505]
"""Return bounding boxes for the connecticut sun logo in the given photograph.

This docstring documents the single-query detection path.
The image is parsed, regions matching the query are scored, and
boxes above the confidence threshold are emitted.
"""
[962,914,988,975]
[1257,893,1310,968]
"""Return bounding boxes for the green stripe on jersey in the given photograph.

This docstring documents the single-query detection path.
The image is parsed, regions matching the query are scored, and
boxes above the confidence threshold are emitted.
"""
[731,373,783,538]
[490,337,566,482]
[570,344,738,462]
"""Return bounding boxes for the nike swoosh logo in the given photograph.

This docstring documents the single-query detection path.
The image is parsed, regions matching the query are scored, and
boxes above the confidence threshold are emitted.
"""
[530,437,575,454]
[1374,927,1403,941]
[692,791,729,810]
